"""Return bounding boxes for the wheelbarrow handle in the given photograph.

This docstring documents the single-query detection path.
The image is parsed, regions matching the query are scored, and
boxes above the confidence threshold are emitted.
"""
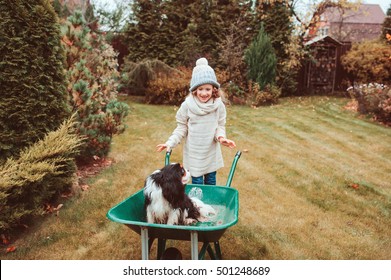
[164,150,241,187]
[226,151,242,188]
[165,150,172,166]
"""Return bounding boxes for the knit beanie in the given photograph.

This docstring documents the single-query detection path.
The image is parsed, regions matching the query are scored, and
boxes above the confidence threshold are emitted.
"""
[189,58,220,92]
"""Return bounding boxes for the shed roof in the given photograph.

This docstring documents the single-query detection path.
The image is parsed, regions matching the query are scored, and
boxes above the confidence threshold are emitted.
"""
[305,35,342,46]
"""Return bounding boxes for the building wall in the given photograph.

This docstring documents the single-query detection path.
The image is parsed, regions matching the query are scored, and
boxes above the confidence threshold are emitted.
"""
[329,22,383,42]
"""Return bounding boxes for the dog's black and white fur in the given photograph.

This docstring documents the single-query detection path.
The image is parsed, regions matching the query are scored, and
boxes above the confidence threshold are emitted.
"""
[143,163,215,225]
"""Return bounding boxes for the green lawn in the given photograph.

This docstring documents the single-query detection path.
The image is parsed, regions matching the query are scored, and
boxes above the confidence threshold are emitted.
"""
[2,96,391,260]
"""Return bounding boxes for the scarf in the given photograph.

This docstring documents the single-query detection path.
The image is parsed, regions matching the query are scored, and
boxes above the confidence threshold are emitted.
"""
[186,94,222,116]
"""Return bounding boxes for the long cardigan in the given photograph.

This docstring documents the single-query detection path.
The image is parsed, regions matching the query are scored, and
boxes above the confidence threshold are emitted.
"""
[165,94,227,177]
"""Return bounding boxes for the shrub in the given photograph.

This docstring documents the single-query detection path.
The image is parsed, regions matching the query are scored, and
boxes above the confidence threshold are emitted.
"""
[250,82,281,107]
[224,82,247,105]
[61,11,129,161]
[145,67,230,105]
[341,40,391,85]
[347,83,391,124]
[120,59,178,96]
[145,67,191,105]
[244,24,277,90]
[381,4,391,44]
[0,0,70,162]
[0,115,83,234]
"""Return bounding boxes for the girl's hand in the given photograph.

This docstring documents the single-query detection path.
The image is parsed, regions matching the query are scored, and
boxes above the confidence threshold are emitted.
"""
[156,144,171,152]
[218,137,236,149]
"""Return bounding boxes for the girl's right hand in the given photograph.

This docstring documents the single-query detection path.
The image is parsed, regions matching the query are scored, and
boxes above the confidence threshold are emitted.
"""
[156,144,170,152]
[218,137,236,148]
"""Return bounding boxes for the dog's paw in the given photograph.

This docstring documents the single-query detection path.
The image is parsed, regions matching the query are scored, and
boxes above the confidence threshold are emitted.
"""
[184,218,197,225]
[197,216,208,222]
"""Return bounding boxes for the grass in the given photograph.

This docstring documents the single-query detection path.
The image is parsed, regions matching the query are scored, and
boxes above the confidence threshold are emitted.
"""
[2,96,391,260]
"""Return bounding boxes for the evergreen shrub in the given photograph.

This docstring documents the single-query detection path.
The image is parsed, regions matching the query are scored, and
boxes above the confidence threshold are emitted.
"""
[0,0,70,162]
[0,115,83,233]
[244,24,277,91]
[61,11,129,161]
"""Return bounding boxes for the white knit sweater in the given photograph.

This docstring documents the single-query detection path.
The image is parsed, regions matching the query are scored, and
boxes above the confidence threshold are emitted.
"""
[165,94,227,177]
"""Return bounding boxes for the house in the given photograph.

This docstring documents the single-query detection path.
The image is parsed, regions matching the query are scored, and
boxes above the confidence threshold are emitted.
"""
[299,4,386,94]
[311,4,386,43]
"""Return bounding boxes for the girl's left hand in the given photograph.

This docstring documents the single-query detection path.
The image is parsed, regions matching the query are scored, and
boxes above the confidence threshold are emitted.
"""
[218,137,236,148]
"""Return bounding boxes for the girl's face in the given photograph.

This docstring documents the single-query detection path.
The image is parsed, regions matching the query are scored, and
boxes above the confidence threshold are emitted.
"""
[195,84,213,103]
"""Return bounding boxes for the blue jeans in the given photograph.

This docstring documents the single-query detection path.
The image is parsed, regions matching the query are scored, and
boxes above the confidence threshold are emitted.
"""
[192,171,217,185]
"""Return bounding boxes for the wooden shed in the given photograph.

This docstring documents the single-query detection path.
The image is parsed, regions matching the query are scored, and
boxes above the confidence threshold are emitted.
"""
[298,35,349,95]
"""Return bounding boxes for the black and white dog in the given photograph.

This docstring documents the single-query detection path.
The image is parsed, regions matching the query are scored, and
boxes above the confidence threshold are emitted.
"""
[143,163,215,225]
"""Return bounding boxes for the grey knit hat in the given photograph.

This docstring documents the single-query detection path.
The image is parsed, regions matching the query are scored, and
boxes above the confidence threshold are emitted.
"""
[189,58,220,92]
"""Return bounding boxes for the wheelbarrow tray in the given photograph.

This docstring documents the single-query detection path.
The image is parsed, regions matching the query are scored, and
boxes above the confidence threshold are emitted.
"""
[107,184,239,242]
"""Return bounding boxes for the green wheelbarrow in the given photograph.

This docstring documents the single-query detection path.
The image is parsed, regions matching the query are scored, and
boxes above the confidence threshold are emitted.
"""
[107,151,241,260]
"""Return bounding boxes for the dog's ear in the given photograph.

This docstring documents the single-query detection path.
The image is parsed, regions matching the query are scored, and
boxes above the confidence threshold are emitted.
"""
[160,163,187,208]
[150,168,164,183]
[159,163,182,179]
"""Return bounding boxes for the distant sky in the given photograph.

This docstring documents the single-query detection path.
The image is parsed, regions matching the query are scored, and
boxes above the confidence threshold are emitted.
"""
[90,0,389,14]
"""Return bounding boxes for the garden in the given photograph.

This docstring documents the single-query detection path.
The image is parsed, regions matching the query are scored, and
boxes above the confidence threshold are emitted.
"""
[0,0,390,260]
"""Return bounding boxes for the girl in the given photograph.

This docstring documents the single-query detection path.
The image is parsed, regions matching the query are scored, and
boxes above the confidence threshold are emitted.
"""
[156,58,236,185]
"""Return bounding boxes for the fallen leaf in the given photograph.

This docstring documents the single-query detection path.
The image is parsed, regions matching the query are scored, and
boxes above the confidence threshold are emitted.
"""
[81,184,89,191]
[44,203,54,213]
[53,204,63,211]
[61,36,73,46]
[6,246,16,253]
[1,234,9,245]
[351,184,359,189]
[61,191,73,198]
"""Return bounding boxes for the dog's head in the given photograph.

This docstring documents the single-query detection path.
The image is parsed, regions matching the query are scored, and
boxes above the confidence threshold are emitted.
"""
[147,163,191,210]
[163,163,191,185]
[151,163,191,186]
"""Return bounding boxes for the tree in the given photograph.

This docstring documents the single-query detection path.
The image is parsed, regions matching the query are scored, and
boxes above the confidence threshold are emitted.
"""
[218,16,251,85]
[125,0,166,63]
[92,0,133,34]
[341,40,391,85]
[0,0,70,162]
[244,24,277,90]
[61,10,129,161]
[381,3,391,44]
[257,0,297,95]
[124,0,252,66]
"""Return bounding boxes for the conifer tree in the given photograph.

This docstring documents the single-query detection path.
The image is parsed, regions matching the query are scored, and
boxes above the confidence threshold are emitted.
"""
[61,10,129,161]
[124,0,251,66]
[257,0,296,95]
[125,0,165,63]
[161,0,202,66]
[245,24,277,90]
[197,0,252,61]
[0,0,70,162]
[217,1,255,84]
